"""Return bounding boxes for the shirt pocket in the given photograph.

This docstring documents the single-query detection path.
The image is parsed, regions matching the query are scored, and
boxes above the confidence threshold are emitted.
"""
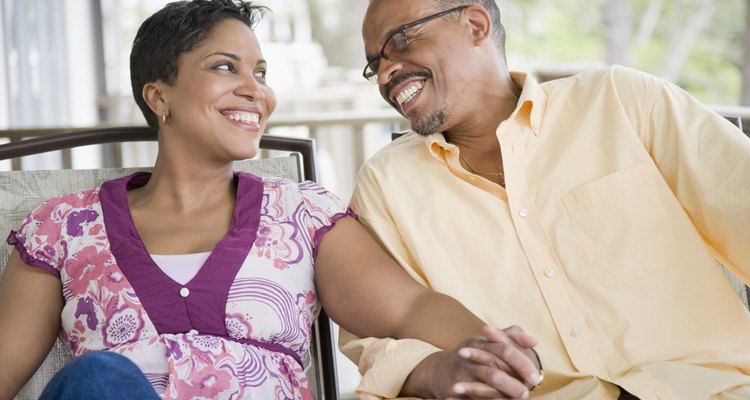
[562,161,678,287]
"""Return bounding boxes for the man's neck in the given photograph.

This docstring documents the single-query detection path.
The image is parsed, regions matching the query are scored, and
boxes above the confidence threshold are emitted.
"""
[444,76,520,150]
[441,72,520,184]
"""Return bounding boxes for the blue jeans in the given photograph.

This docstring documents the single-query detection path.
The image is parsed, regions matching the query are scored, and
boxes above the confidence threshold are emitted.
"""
[40,351,160,400]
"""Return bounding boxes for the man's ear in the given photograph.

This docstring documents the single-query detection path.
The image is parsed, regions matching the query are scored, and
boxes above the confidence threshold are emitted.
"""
[465,5,492,46]
[142,81,168,116]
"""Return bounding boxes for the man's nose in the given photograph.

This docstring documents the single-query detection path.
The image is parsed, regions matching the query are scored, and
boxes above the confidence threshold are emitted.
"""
[376,56,403,86]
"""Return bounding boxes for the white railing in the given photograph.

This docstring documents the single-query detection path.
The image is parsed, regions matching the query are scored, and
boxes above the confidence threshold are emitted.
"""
[0,109,411,200]
[2,105,747,199]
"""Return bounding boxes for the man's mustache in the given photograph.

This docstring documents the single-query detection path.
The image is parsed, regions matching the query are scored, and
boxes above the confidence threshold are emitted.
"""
[384,70,433,101]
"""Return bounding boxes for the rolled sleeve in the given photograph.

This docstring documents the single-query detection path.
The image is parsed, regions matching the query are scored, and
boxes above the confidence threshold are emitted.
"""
[339,328,441,399]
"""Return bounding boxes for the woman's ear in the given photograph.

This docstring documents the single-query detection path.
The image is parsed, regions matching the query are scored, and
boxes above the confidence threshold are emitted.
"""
[142,81,167,116]
[465,5,492,46]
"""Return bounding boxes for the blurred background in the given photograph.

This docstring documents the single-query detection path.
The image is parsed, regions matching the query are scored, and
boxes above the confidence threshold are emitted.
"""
[3,0,750,197]
[1,0,749,397]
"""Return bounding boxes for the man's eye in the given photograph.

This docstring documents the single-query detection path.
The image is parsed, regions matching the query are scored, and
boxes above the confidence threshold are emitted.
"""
[392,32,409,52]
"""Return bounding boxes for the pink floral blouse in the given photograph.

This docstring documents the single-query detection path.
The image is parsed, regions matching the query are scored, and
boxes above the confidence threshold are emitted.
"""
[7,172,352,399]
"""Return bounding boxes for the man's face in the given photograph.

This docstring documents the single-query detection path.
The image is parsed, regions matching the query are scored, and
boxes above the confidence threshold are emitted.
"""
[362,0,472,136]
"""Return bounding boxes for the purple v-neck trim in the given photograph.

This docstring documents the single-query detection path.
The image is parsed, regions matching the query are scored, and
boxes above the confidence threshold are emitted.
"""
[100,171,263,336]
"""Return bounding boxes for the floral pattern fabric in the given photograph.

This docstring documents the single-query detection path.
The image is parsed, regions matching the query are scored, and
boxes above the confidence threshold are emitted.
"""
[8,172,350,400]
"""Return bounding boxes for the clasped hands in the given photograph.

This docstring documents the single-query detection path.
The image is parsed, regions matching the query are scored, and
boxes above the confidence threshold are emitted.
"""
[416,325,543,400]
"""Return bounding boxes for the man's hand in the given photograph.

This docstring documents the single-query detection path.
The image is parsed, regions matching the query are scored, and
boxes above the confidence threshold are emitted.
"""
[401,325,542,399]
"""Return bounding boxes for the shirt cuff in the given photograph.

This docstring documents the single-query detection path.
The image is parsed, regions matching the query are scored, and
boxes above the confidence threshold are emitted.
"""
[341,335,441,399]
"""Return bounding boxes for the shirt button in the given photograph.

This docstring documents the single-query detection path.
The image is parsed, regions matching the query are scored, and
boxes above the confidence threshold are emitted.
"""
[544,267,556,278]
[570,328,581,338]
[519,209,528,218]
[179,287,190,297]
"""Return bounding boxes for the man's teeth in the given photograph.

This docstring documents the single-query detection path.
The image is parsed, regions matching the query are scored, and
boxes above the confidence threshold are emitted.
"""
[395,82,423,106]
[227,113,259,124]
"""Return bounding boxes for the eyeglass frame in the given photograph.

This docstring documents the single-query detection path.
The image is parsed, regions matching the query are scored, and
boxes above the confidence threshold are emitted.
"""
[362,5,468,84]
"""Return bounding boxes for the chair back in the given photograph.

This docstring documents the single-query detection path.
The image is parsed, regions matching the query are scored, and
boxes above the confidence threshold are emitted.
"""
[0,128,338,400]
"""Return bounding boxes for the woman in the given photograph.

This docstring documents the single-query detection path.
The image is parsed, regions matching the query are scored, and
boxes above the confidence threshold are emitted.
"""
[0,1,539,399]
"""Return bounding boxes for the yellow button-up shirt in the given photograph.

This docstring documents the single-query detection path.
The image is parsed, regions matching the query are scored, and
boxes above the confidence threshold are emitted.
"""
[343,66,750,399]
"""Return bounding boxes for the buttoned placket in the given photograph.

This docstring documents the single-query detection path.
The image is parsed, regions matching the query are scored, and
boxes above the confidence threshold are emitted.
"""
[498,120,608,377]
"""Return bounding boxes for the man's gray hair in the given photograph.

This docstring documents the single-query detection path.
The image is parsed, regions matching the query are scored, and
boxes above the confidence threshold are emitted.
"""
[434,0,505,52]
[367,0,506,54]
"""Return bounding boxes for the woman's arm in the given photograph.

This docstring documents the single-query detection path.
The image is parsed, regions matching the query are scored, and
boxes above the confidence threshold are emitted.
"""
[315,216,480,345]
[0,251,63,400]
[314,216,540,398]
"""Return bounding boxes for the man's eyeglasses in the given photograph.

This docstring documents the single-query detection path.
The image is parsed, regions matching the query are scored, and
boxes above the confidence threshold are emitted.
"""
[362,6,467,84]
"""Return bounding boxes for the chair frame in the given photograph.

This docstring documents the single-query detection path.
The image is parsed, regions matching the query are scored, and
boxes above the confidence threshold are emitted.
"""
[0,126,319,182]
[0,126,339,400]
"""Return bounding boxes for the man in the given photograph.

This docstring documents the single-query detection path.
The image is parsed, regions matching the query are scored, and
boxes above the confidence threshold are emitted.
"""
[340,0,750,399]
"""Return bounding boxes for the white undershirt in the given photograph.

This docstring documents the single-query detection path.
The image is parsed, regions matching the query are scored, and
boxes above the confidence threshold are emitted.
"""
[150,252,211,285]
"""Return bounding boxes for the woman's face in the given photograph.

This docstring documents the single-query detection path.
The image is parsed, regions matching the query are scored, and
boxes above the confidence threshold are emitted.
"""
[160,18,277,161]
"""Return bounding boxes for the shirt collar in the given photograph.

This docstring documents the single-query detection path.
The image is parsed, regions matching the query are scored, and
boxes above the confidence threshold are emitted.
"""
[425,71,549,157]
[509,71,547,136]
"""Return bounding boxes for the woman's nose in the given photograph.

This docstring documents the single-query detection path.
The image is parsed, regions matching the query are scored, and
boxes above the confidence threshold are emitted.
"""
[235,75,265,101]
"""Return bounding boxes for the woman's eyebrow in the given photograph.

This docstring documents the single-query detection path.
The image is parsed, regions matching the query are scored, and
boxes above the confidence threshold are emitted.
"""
[204,51,241,61]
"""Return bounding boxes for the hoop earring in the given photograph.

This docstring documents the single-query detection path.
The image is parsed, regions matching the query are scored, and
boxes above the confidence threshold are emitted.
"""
[160,110,170,125]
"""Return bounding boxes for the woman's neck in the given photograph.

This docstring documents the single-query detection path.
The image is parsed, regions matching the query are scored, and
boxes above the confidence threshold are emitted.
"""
[128,153,236,214]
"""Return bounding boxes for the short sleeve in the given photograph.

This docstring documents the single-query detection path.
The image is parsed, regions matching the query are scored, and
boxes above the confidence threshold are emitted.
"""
[6,196,71,276]
[298,181,357,258]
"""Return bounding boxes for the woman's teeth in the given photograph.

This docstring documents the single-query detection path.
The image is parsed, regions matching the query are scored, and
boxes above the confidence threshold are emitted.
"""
[227,113,259,124]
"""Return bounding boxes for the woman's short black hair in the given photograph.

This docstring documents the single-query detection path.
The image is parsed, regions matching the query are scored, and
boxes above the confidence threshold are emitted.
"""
[130,0,269,129]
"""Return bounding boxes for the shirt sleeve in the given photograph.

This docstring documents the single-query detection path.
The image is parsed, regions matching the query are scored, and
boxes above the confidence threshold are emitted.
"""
[615,66,750,283]
[341,162,441,399]
[298,181,357,259]
[6,196,70,276]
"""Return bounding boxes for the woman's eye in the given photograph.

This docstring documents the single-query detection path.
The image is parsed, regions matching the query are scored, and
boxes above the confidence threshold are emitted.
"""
[214,62,235,72]
[255,69,267,81]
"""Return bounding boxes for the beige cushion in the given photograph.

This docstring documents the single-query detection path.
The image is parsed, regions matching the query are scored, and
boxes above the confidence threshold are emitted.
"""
[0,157,311,400]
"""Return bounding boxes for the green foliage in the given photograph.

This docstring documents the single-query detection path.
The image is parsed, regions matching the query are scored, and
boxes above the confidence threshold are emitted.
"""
[505,2,604,62]
[305,0,747,104]
[500,0,746,105]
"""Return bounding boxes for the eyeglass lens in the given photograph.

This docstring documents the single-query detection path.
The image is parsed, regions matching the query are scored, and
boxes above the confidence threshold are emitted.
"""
[363,6,466,83]
[364,31,407,83]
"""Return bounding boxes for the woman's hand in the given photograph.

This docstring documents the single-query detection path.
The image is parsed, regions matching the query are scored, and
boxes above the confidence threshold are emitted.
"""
[402,325,542,400]
[315,218,541,398]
